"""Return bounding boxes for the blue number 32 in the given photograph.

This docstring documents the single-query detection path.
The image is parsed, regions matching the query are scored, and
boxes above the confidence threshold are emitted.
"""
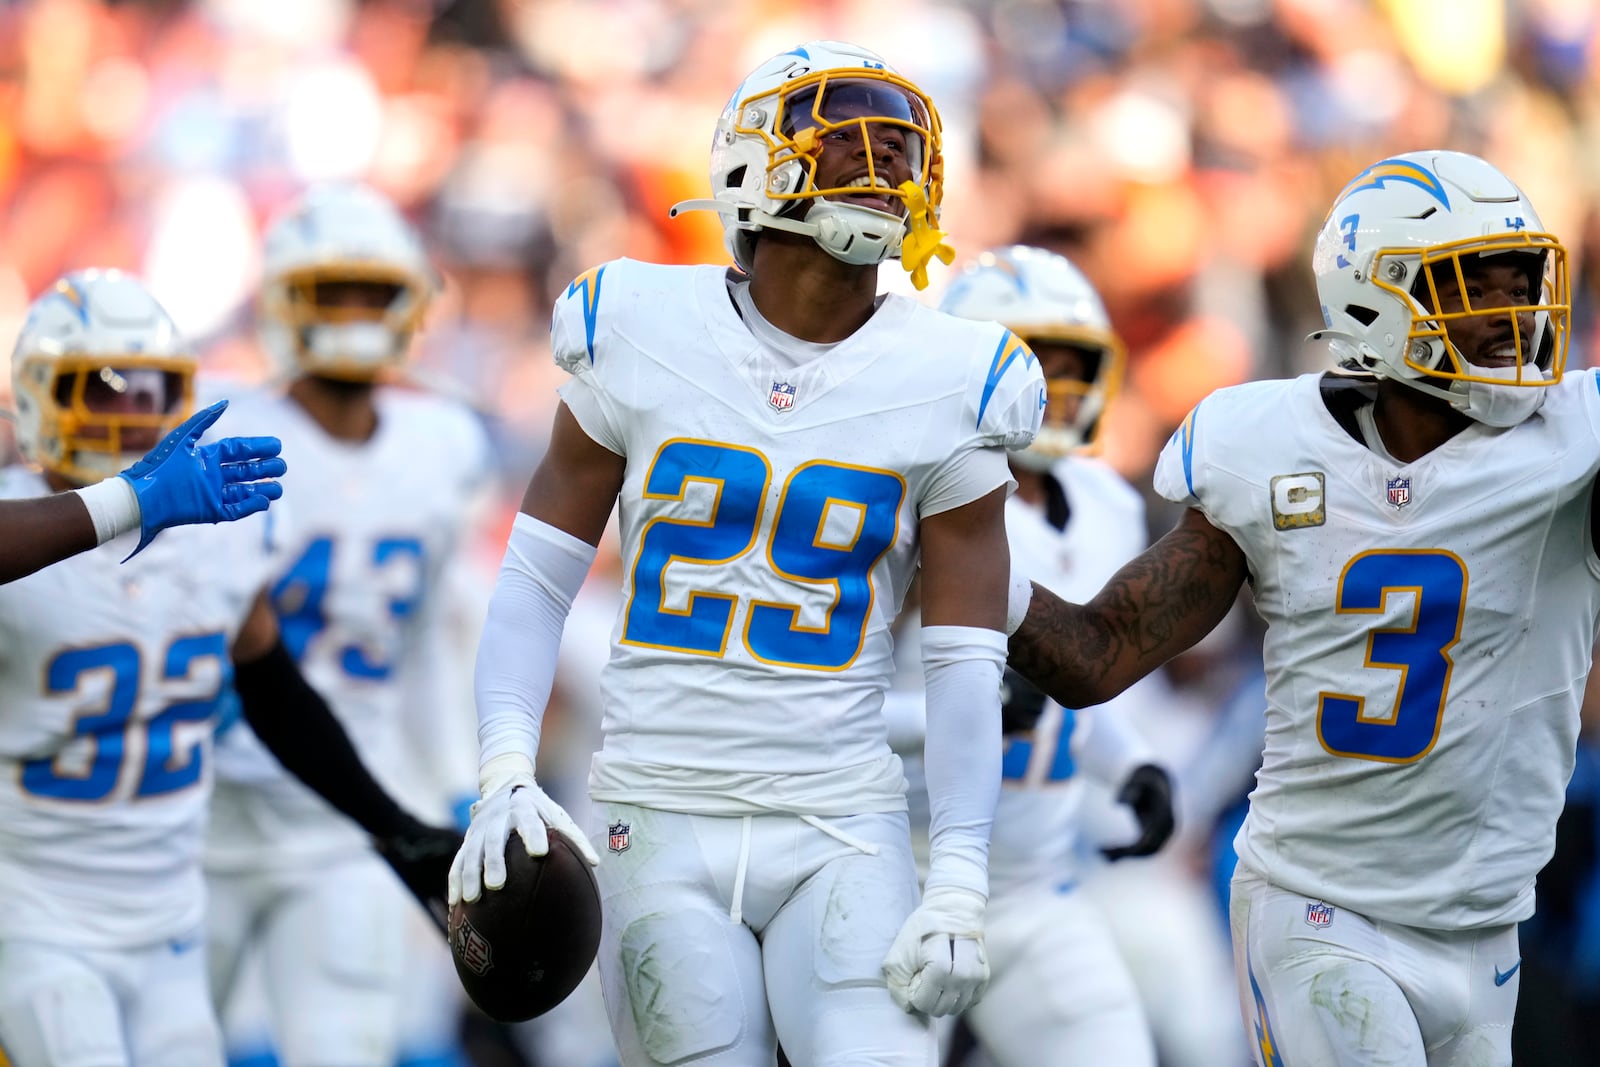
[622,440,904,671]
[1317,550,1466,763]
[22,633,230,801]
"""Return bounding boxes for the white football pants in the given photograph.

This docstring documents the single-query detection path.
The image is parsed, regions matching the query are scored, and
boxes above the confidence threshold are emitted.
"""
[1231,866,1519,1067]
[962,883,1155,1067]
[0,930,222,1067]
[588,804,937,1067]
[205,853,406,1067]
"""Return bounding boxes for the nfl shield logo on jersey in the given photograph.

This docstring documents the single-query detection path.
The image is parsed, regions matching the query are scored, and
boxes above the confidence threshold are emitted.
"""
[1386,476,1411,509]
[607,821,631,854]
[1305,902,1335,929]
[769,381,796,411]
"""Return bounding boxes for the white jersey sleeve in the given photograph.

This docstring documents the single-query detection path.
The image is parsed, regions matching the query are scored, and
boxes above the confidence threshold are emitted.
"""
[552,262,628,455]
[921,328,1044,516]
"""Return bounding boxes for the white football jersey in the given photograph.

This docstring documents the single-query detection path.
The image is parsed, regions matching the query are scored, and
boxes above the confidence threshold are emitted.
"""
[0,467,275,949]
[205,385,492,867]
[990,458,1154,897]
[555,260,1044,816]
[1154,370,1600,929]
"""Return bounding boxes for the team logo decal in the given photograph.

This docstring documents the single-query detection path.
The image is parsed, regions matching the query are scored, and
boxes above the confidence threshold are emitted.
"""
[1305,902,1335,929]
[607,820,632,854]
[769,381,797,411]
[1269,472,1326,531]
[1386,476,1411,509]
[450,916,494,974]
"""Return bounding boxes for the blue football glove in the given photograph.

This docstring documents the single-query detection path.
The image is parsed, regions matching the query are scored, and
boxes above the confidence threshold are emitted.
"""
[118,399,287,560]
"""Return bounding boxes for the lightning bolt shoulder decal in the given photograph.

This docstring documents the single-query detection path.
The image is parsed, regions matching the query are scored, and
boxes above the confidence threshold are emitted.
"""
[1179,402,1201,497]
[564,265,607,365]
[976,329,1037,429]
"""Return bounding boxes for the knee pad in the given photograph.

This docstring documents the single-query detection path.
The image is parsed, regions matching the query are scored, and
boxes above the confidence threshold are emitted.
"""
[617,911,746,1064]
[0,954,126,1067]
[811,852,915,989]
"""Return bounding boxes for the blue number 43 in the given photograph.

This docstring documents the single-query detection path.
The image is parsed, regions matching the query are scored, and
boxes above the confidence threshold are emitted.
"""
[272,536,425,679]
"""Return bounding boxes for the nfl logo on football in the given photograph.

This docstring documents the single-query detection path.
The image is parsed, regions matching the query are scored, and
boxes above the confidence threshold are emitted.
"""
[1386,476,1411,509]
[1305,902,1335,929]
[607,820,631,854]
[452,918,494,975]
[769,381,796,411]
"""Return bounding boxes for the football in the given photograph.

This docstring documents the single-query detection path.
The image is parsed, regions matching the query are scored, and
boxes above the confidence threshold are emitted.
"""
[448,830,603,1022]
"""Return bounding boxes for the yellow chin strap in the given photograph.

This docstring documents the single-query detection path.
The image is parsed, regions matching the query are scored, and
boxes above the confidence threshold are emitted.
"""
[897,180,954,291]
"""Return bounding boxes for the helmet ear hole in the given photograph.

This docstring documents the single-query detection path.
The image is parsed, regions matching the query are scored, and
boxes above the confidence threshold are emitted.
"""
[1345,305,1380,327]
[725,165,746,189]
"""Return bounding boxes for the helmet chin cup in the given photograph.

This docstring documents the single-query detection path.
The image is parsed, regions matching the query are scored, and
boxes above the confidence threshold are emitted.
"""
[675,197,905,268]
[807,200,904,266]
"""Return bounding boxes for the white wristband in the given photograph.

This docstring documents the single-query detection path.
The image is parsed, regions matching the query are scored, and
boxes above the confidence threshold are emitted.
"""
[72,478,141,545]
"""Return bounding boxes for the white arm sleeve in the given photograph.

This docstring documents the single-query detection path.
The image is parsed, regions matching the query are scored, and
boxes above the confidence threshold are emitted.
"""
[473,513,597,772]
[920,624,1008,899]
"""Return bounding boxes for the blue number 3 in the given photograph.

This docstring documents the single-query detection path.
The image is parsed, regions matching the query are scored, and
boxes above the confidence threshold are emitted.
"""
[22,633,230,801]
[1317,550,1466,763]
[623,440,904,671]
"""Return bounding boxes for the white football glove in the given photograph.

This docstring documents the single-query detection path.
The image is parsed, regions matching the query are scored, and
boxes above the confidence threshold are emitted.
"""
[881,886,990,1017]
[446,753,599,907]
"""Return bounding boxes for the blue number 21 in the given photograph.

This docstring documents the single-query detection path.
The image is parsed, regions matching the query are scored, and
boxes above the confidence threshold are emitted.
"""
[22,633,230,802]
[623,440,904,671]
[1317,549,1466,763]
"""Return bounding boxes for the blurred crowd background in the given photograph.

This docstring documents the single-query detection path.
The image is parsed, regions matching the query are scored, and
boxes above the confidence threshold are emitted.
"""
[6,0,1600,1064]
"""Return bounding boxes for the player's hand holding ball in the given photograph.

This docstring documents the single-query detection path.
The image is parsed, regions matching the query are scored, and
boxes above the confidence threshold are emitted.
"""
[881,885,990,1016]
[447,752,599,907]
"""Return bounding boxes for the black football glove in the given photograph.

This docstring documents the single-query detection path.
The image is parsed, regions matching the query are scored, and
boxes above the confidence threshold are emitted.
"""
[999,667,1050,735]
[1100,763,1176,861]
[375,815,463,935]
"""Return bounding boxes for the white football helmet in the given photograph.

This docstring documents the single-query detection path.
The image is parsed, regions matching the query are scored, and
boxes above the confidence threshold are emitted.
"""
[259,183,435,382]
[940,245,1124,465]
[11,270,195,485]
[669,40,947,286]
[1311,150,1569,426]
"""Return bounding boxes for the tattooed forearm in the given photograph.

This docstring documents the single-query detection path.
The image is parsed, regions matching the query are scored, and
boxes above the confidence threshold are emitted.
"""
[1008,509,1248,708]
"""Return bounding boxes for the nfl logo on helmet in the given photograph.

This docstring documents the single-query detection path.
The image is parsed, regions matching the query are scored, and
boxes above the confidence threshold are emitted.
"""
[769,381,796,411]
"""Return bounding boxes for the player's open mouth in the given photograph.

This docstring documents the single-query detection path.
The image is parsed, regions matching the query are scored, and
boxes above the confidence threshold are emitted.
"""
[1474,341,1524,369]
[831,174,901,214]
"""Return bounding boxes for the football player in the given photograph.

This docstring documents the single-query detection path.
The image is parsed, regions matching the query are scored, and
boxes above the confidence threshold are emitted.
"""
[450,40,1044,1066]
[203,182,492,1067]
[0,270,458,1067]
[0,384,283,583]
[1007,150,1587,1066]
[878,246,1166,1067]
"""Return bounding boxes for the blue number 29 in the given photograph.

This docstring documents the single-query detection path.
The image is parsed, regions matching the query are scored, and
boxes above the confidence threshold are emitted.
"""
[1317,550,1466,763]
[623,441,904,671]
